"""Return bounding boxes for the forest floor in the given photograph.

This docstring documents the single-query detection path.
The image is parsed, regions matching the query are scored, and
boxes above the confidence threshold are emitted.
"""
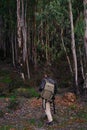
[0,62,87,130]
[0,96,87,130]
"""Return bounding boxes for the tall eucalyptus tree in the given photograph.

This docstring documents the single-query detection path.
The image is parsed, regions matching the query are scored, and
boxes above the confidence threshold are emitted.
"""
[17,0,30,80]
[84,0,87,65]
[68,0,78,93]
[83,0,87,93]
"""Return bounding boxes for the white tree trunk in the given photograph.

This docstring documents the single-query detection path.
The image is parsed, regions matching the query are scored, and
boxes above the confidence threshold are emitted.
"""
[83,0,87,97]
[84,0,87,61]
[69,0,78,87]
[21,0,30,79]
[17,0,25,80]
[61,29,73,76]
[17,0,22,48]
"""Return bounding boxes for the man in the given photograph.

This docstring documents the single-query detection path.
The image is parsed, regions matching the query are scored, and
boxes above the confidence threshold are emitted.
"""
[39,74,57,125]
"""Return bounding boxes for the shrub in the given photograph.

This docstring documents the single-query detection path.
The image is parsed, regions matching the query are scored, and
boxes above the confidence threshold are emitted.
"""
[7,98,19,110]
[0,110,4,117]
[14,87,39,98]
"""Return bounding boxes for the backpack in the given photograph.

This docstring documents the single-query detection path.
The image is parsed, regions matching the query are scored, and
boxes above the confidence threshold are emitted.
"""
[40,79,55,101]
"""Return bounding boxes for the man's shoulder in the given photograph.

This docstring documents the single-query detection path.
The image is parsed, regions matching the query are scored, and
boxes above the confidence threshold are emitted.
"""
[46,77,56,84]
[42,77,57,85]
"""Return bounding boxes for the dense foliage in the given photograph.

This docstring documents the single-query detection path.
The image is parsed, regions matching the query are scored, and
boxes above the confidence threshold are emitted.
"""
[0,0,86,94]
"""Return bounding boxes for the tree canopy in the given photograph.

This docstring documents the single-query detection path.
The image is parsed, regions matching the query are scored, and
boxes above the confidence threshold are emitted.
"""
[0,0,86,94]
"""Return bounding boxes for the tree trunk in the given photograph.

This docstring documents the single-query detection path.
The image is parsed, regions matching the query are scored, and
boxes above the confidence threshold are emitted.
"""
[84,0,87,62]
[17,0,25,80]
[61,29,73,76]
[69,0,79,94]
[21,0,30,79]
[11,32,15,67]
[15,31,18,64]
[45,22,50,64]
[79,47,85,80]
[83,0,87,98]
[33,0,37,69]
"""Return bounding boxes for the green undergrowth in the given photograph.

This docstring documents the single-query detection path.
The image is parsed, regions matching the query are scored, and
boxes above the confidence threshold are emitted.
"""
[0,125,33,130]
[7,97,19,110]
[0,87,39,99]
[0,68,39,98]
[13,87,39,98]
[0,76,12,83]
[77,109,87,120]
[0,69,11,82]
[28,118,44,128]
[0,126,14,130]
[0,69,10,76]
[0,110,4,118]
